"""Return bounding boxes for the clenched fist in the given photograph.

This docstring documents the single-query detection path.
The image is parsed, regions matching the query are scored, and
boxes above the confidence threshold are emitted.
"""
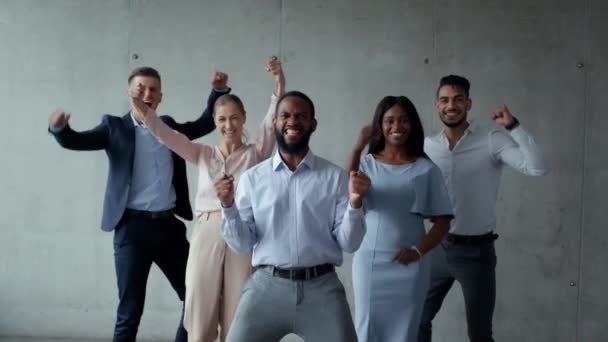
[349,171,371,208]
[48,110,71,131]
[215,174,235,207]
[211,71,229,91]
[490,105,516,127]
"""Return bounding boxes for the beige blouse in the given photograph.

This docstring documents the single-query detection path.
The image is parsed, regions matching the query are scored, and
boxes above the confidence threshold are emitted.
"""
[144,94,277,215]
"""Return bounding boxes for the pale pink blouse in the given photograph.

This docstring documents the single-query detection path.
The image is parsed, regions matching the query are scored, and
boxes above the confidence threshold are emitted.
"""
[144,94,277,215]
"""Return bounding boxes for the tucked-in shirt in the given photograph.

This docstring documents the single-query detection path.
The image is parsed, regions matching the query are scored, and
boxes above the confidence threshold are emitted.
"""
[126,113,176,211]
[221,150,366,268]
[143,94,277,215]
[424,122,549,235]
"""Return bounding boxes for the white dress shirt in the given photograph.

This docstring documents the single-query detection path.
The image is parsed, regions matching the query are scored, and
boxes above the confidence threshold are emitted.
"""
[424,122,549,235]
[221,150,366,268]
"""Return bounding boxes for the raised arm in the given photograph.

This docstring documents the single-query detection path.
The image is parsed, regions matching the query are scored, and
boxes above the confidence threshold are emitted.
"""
[48,110,109,151]
[172,71,231,140]
[346,125,375,172]
[254,57,285,159]
[143,111,206,165]
[489,105,549,176]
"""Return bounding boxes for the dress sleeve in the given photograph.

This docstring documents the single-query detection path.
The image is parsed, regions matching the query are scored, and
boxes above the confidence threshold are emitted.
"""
[410,160,454,218]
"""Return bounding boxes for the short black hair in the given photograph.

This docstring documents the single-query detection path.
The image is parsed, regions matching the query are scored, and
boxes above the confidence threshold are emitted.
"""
[128,66,161,85]
[437,75,470,98]
[275,91,315,118]
[368,95,427,159]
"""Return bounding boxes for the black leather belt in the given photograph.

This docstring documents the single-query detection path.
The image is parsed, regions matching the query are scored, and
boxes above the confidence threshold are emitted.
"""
[123,208,174,220]
[446,233,498,245]
[260,263,335,281]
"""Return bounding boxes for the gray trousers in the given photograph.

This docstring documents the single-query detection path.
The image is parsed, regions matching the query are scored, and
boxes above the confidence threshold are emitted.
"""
[418,240,497,342]
[226,267,357,342]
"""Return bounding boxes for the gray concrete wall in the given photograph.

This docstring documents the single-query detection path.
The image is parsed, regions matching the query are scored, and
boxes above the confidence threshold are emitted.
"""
[0,0,605,341]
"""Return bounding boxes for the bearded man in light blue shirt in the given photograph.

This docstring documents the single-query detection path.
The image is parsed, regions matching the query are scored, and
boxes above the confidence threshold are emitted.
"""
[214,90,371,342]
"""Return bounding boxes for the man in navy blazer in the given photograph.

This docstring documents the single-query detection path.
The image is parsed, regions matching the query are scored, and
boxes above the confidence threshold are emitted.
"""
[48,66,230,342]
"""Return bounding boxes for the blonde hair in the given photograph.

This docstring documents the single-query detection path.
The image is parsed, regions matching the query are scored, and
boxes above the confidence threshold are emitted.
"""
[214,94,245,116]
[214,94,249,143]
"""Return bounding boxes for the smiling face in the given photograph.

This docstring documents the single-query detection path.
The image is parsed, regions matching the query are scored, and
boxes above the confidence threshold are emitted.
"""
[435,84,471,128]
[128,75,162,110]
[381,104,411,148]
[214,101,246,144]
[273,95,317,154]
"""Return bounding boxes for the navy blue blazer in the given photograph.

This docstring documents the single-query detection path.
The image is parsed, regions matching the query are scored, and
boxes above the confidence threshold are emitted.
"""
[50,89,228,231]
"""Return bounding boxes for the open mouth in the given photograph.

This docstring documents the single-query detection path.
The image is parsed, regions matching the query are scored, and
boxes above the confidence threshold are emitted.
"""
[284,128,303,138]
[444,111,461,119]
[144,101,153,108]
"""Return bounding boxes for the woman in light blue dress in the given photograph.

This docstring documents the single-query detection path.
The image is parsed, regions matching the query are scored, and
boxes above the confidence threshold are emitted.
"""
[348,96,453,342]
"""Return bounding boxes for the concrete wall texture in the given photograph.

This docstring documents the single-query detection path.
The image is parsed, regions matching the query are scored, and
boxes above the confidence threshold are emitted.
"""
[0,0,606,341]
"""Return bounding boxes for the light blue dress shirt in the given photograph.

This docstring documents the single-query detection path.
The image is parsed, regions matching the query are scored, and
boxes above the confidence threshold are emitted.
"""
[126,113,176,211]
[221,150,366,268]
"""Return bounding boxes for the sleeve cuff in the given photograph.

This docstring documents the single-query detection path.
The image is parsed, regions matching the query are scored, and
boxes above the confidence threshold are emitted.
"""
[347,203,364,216]
[507,124,527,139]
[213,87,231,94]
[48,125,65,134]
[221,204,238,219]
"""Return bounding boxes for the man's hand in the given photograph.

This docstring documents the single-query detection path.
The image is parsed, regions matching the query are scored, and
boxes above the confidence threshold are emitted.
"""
[127,83,150,122]
[393,248,421,264]
[490,105,516,127]
[211,71,229,91]
[49,110,71,131]
[214,174,235,207]
[266,56,285,96]
[348,171,370,208]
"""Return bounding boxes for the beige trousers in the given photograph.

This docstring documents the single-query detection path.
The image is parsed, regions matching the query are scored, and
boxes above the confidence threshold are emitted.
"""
[183,211,252,342]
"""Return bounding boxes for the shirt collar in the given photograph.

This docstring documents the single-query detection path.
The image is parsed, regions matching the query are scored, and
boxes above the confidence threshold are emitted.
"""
[438,120,477,139]
[130,112,143,128]
[272,149,316,171]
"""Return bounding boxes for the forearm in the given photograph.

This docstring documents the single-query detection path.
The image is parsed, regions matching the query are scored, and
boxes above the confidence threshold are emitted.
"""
[220,204,257,254]
[335,205,367,253]
[49,124,107,151]
[346,146,365,172]
[179,88,230,140]
[416,217,451,255]
[144,113,201,164]
[508,126,549,175]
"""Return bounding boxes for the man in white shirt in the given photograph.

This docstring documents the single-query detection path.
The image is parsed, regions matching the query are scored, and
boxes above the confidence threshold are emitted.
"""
[418,75,549,342]
[215,90,371,342]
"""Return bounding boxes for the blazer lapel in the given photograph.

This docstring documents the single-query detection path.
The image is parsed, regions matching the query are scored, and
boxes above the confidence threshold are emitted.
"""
[122,113,136,176]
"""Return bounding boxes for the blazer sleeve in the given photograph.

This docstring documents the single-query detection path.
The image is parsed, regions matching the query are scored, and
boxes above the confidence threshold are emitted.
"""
[48,115,110,151]
[171,88,231,140]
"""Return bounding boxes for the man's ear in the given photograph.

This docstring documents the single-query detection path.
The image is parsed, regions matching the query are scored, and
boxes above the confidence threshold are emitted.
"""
[311,118,318,132]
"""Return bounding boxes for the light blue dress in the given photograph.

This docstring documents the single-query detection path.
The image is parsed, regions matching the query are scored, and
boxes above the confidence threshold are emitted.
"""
[353,155,453,342]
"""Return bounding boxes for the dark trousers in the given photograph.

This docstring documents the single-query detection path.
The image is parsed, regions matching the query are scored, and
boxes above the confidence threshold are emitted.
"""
[418,239,497,342]
[112,214,189,342]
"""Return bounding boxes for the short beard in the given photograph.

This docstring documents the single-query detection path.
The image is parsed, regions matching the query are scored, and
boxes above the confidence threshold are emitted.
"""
[275,127,312,154]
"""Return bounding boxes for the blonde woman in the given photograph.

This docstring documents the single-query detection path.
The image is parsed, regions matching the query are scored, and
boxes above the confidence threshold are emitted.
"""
[131,59,285,342]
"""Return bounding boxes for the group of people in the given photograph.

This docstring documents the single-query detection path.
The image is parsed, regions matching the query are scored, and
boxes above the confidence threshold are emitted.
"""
[48,58,548,342]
